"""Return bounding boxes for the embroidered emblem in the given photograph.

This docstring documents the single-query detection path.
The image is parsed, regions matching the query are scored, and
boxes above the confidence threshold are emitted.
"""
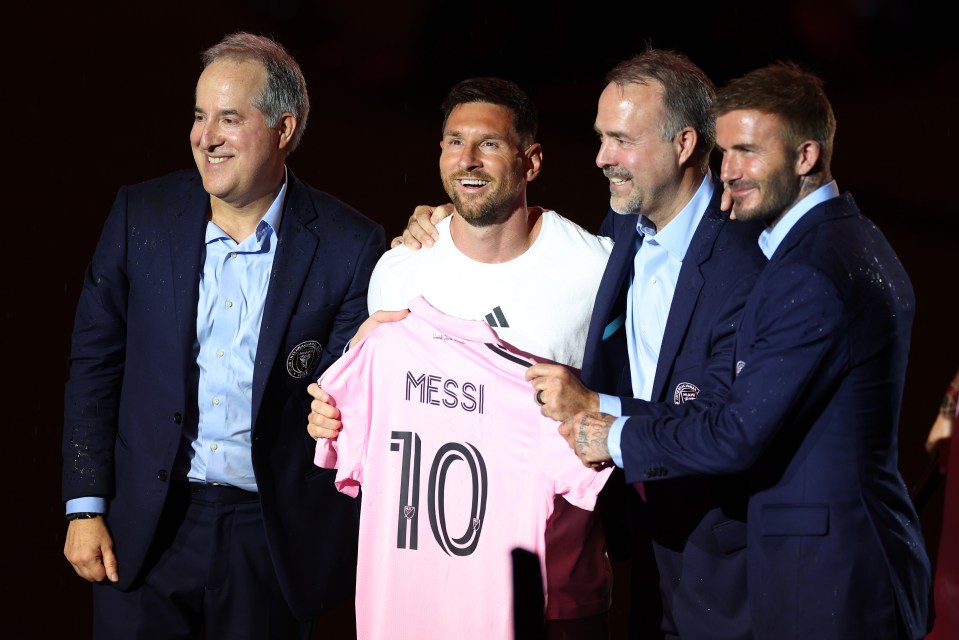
[404,506,416,519]
[472,517,481,531]
[736,360,746,376]
[286,340,322,378]
[673,382,700,405]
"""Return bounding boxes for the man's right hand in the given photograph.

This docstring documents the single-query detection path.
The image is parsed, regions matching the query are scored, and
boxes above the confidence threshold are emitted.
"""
[64,517,119,583]
[307,382,343,440]
[309,309,412,440]
[390,204,455,249]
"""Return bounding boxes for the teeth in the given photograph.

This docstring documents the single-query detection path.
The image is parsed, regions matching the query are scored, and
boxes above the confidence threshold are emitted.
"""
[610,177,626,185]
[208,157,226,164]
[459,179,489,187]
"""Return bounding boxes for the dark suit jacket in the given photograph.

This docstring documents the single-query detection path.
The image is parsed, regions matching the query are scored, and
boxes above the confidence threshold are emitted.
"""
[583,180,766,639]
[620,193,934,639]
[61,168,386,621]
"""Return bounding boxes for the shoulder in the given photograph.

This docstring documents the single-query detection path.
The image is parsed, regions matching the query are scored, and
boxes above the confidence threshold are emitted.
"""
[121,168,204,202]
[542,210,614,255]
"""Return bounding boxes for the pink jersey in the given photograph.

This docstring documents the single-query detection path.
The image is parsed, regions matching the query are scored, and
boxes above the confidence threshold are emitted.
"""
[315,296,612,639]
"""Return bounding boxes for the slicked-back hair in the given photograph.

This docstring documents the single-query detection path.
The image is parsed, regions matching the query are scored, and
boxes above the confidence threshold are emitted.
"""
[201,32,310,154]
[605,48,716,172]
[711,61,836,170]
[441,77,538,149]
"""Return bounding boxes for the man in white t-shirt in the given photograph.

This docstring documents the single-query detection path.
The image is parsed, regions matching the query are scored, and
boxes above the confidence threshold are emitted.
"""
[307,77,614,639]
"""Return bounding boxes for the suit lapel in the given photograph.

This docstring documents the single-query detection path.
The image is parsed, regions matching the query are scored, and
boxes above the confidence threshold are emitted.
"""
[650,187,724,400]
[169,173,212,357]
[251,172,320,425]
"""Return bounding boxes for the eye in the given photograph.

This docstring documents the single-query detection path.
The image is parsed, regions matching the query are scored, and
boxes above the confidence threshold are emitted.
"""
[193,113,205,123]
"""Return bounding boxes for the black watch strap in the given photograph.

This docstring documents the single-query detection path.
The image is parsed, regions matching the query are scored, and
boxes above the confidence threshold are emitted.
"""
[65,512,102,521]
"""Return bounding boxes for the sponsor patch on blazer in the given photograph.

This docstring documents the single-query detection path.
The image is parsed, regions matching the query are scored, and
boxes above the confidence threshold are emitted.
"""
[736,360,746,376]
[673,382,700,404]
[287,340,323,378]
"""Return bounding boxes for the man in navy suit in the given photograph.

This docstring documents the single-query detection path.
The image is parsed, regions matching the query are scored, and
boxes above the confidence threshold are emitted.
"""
[524,50,766,640]
[61,32,385,639]
[560,61,934,639]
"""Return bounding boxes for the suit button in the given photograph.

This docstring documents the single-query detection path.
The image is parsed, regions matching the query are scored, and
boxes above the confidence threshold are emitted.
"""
[173,412,182,424]
[157,470,168,482]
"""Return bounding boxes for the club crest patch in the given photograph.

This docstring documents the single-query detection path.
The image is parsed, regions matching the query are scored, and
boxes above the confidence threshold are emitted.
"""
[673,382,700,404]
[736,360,746,376]
[287,340,322,378]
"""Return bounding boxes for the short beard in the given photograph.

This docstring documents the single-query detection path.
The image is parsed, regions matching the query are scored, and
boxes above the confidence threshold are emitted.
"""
[450,194,507,227]
[733,168,800,224]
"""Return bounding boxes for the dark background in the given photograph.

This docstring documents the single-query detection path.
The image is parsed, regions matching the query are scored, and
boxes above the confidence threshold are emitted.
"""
[7,1,957,637]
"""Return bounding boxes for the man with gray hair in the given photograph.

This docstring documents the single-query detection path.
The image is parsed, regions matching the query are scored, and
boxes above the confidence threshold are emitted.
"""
[62,32,384,639]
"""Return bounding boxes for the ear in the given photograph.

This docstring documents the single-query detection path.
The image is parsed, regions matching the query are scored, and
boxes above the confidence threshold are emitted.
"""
[276,113,297,150]
[675,127,698,167]
[524,143,543,183]
[795,140,821,176]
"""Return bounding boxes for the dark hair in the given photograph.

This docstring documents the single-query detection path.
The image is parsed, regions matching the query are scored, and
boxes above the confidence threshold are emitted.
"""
[605,48,716,171]
[441,77,538,148]
[711,61,835,170]
[201,32,310,154]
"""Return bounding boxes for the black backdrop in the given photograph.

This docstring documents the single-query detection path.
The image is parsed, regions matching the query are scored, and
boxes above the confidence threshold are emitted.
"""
[7,2,957,637]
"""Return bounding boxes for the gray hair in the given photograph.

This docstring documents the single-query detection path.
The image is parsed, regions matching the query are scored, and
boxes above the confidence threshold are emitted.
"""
[201,32,310,154]
[606,48,716,172]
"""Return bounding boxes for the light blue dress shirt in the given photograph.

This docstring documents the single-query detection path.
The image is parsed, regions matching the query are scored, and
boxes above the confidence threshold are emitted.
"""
[601,174,713,465]
[67,174,288,514]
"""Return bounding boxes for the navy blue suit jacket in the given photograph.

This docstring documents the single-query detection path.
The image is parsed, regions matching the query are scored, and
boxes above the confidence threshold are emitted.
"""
[619,193,933,639]
[62,168,385,621]
[583,179,767,639]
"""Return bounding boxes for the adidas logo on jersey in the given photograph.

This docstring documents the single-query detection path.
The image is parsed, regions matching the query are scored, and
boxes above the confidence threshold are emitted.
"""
[485,306,509,328]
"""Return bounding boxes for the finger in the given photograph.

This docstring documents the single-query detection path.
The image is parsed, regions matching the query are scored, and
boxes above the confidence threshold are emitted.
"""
[721,185,732,212]
[390,236,403,249]
[401,229,423,251]
[102,546,119,583]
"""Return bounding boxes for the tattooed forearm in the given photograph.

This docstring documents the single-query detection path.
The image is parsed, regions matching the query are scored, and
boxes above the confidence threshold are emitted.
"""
[571,411,613,464]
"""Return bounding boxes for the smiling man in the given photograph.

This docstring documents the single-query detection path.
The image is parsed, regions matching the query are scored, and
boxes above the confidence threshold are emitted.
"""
[309,77,615,638]
[62,32,384,639]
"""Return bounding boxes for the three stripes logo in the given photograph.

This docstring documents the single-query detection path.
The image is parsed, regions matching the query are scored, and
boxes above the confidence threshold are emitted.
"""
[485,306,509,328]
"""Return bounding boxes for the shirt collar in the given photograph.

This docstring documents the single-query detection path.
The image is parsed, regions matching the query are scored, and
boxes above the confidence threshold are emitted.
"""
[204,167,288,246]
[636,172,714,262]
[758,180,839,259]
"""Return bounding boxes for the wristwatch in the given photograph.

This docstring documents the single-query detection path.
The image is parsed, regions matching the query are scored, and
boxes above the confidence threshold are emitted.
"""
[65,512,102,521]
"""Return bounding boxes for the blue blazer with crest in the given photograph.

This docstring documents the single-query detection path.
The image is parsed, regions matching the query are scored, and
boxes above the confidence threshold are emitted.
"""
[618,193,933,639]
[583,177,767,639]
[62,168,385,621]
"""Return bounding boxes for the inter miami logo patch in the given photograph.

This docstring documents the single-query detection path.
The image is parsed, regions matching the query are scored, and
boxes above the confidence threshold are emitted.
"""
[673,382,700,404]
[736,360,746,376]
[287,340,322,378]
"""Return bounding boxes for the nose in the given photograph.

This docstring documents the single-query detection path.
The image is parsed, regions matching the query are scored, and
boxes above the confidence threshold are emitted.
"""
[595,139,613,169]
[719,153,737,184]
[192,119,222,151]
[457,144,480,172]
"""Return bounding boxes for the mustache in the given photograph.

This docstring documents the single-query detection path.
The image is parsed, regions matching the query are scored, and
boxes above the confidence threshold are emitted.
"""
[450,171,494,182]
[603,167,632,181]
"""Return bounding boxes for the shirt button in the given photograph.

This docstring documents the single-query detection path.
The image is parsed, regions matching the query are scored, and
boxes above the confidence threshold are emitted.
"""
[225,300,233,308]
[649,277,657,285]
[216,349,224,358]
[212,397,220,406]
[210,443,218,451]
[230,252,238,259]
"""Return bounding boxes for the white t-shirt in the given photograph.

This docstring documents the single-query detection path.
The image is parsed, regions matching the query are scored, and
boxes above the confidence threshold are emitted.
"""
[367,210,613,370]
[315,296,613,640]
